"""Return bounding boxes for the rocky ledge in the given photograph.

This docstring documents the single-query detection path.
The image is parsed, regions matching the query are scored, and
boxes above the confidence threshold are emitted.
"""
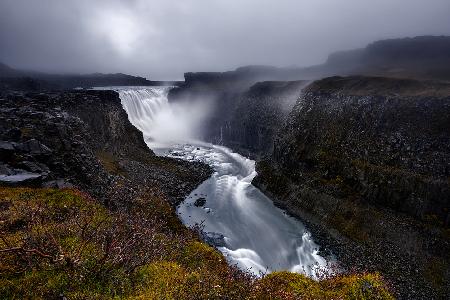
[254,76,450,299]
[0,90,212,208]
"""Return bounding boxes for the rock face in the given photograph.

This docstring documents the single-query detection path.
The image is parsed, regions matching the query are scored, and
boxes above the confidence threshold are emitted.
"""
[219,81,308,156]
[170,79,307,157]
[266,76,450,223]
[0,90,212,207]
[254,76,450,299]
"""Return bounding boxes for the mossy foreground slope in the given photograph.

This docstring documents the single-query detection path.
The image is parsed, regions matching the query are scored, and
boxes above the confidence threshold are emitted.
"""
[0,188,393,299]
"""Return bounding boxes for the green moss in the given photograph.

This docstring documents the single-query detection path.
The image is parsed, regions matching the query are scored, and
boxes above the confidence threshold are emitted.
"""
[0,187,394,299]
[178,241,225,270]
[254,272,394,300]
[132,261,188,299]
[0,188,114,299]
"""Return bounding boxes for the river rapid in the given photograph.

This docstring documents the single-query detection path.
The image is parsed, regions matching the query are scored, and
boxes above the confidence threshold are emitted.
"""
[117,86,329,277]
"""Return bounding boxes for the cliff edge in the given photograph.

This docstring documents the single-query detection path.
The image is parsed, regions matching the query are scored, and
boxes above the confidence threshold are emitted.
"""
[254,76,450,298]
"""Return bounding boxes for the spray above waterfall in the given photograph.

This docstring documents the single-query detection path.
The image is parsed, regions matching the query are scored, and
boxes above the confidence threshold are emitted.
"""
[119,87,212,147]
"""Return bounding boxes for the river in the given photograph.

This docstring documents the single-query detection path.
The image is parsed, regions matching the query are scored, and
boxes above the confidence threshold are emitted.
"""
[117,86,329,277]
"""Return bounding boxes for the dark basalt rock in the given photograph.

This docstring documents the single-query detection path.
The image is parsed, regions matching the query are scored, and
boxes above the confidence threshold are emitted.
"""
[0,172,44,186]
[0,141,15,149]
[194,197,207,207]
[0,90,212,207]
[14,139,52,155]
[254,76,450,299]
[42,179,74,189]
[202,232,227,248]
[169,79,308,158]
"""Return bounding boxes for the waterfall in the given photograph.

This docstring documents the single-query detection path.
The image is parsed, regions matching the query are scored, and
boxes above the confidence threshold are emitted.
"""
[117,87,331,278]
[119,86,210,147]
[119,87,170,135]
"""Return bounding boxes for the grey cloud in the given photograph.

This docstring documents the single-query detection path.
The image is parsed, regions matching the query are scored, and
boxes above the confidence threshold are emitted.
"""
[1,0,450,80]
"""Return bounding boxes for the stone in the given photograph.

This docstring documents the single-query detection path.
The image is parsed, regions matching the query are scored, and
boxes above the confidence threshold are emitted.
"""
[0,172,43,186]
[15,139,52,155]
[0,141,15,152]
[43,179,73,189]
[0,163,13,175]
[4,127,22,141]
[202,232,226,247]
[194,197,207,207]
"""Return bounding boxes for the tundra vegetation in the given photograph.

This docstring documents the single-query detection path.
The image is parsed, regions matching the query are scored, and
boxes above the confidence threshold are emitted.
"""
[0,187,393,299]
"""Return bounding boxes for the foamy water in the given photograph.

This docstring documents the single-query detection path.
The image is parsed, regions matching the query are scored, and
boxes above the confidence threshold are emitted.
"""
[118,87,330,277]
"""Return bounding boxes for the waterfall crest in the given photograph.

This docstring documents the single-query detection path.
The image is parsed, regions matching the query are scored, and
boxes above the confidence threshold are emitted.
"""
[119,87,210,147]
[119,88,170,135]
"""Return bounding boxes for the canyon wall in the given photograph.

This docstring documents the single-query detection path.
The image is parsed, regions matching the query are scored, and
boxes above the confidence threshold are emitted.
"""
[169,76,307,157]
[0,90,211,207]
[254,76,450,298]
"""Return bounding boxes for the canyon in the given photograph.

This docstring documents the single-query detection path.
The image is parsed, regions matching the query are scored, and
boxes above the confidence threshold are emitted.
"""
[1,36,449,299]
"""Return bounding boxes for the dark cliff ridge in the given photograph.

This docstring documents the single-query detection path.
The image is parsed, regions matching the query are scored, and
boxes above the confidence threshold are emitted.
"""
[0,62,180,91]
[220,80,309,156]
[179,36,450,83]
[0,90,212,207]
[309,35,450,81]
[169,79,308,157]
[254,76,450,299]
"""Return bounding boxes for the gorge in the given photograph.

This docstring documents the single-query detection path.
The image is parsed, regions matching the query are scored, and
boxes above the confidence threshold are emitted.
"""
[1,35,450,300]
[118,87,329,277]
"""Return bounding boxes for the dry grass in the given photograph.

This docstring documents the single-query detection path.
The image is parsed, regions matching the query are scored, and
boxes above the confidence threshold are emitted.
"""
[0,187,394,299]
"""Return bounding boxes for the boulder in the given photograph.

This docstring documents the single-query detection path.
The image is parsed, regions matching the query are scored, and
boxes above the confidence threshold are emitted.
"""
[15,139,52,155]
[0,141,15,152]
[0,172,43,186]
[194,197,207,207]
[202,232,227,247]
[43,179,73,189]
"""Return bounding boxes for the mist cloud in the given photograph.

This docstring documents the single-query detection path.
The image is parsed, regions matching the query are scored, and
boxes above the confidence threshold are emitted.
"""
[1,0,450,79]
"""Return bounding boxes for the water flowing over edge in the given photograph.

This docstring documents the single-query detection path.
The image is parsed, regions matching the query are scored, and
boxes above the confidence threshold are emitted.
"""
[115,86,333,278]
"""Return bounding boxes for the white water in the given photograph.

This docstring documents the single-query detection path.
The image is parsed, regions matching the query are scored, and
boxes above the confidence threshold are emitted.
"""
[118,87,329,277]
[118,87,210,147]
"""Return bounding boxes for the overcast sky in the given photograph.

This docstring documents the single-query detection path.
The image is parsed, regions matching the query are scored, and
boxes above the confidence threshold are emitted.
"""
[1,0,450,80]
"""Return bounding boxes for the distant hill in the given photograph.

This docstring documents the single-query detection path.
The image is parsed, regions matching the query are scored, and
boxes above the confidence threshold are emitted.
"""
[0,63,178,91]
[28,72,154,89]
[0,62,22,78]
[322,36,450,79]
[181,36,450,87]
[2,35,449,91]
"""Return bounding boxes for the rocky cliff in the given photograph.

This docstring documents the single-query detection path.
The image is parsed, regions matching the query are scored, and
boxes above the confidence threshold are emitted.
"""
[170,78,307,157]
[0,90,212,207]
[254,76,450,299]
[219,81,308,156]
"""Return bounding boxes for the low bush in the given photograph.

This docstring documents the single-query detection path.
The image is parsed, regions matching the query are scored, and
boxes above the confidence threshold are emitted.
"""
[0,187,394,299]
